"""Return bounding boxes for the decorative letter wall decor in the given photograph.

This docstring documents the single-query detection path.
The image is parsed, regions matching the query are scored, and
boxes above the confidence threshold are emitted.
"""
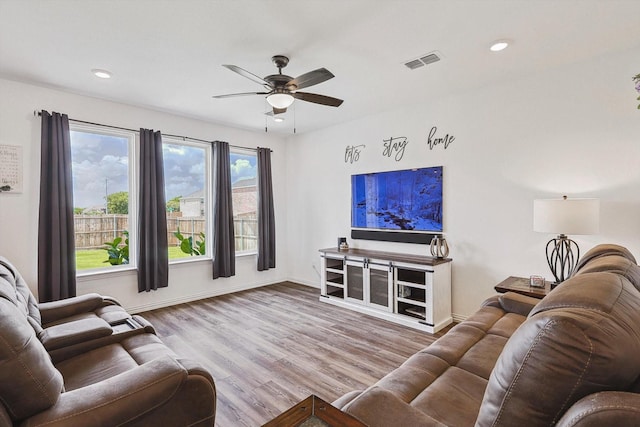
[343,125,456,165]
[345,144,366,163]
[427,126,455,150]
[382,136,408,161]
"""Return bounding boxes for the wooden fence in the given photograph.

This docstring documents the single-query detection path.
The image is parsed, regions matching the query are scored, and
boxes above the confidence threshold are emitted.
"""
[74,214,257,252]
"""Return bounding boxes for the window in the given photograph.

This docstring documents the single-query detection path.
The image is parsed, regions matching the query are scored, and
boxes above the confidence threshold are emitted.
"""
[70,122,254,272]
[162,139,209,261]
[230,149,258,254]
[70,125,135,272]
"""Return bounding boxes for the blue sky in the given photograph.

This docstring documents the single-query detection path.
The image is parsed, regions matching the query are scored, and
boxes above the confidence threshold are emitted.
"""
[70,131,256,209]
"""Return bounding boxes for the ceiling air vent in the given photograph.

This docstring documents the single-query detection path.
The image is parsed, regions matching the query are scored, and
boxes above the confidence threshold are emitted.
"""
[404,51,442,70]
[404,59,424,70]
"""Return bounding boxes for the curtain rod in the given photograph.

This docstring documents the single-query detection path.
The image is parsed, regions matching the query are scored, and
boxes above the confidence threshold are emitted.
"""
[33,110,270,152]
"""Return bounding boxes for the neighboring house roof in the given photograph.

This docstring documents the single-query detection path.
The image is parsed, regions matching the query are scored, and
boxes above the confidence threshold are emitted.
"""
[82,205,106,214]
[177,186,257,216]
[181,189,204,200]
[233,177,256,188]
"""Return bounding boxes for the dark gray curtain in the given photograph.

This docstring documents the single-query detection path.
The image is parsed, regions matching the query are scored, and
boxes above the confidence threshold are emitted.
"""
[212,141,235,279]
[257,147,276,271]
[137,129,169,292]
[38,110,76,302]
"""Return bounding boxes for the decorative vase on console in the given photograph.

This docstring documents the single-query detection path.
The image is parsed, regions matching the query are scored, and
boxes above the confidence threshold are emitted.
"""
[430,235,449,258]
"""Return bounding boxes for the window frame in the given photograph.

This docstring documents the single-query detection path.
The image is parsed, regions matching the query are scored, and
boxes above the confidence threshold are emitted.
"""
[70,123,137,276]
[162,136,212,264]
[230,147,258,256]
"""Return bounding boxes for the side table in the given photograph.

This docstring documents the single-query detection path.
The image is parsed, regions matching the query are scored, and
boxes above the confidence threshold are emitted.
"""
[494,276,551,299]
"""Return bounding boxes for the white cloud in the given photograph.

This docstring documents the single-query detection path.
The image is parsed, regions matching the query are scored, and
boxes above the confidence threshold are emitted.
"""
[231,158,256,182]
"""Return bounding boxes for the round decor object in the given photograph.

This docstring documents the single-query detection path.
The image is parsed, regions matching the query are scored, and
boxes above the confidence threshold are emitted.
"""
[430,236,449,258]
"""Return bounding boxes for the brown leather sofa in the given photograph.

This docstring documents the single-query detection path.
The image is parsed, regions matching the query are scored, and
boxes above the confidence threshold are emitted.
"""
[334,244,640,426]
[0,258,216,426]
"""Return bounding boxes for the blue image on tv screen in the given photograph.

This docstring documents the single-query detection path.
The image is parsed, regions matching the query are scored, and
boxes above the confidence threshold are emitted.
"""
[351,166,443,232]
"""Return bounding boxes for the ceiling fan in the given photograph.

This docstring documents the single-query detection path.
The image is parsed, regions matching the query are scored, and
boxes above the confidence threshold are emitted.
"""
[213,55,344,115]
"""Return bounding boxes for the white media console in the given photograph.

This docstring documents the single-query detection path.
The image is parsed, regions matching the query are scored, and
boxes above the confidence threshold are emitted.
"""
[319,247,452,333]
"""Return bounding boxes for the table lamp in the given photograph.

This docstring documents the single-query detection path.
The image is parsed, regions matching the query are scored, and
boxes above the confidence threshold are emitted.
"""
[533,196,600,284]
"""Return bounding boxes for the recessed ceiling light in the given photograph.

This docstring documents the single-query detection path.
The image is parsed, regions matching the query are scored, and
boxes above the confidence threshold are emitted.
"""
[91,69,112,79]
[489,40,510,52]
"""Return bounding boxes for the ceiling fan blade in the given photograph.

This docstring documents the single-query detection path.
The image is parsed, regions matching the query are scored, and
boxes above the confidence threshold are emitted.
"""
[222,64,272,89]
[212,92,269,99]
[293,92,344,107]
[265,107,287,116]
[286,68,334,90]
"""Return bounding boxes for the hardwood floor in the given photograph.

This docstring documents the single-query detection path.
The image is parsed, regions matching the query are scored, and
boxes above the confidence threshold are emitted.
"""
[141,282,450,426]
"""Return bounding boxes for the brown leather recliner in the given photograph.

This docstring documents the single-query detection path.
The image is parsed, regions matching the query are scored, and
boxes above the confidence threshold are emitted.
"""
[0,257,134,352]
[0,258,216,426]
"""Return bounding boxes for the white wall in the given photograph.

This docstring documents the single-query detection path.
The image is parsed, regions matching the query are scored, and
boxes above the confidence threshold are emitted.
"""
[2,44,639,319]
[0,79,289,312]
[285,45,640,319]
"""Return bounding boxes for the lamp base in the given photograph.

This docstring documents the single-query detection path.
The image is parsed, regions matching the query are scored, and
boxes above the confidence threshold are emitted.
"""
[545,234,580,284]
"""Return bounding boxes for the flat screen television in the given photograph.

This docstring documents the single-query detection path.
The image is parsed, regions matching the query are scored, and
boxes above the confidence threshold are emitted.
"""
[351,166,443,233]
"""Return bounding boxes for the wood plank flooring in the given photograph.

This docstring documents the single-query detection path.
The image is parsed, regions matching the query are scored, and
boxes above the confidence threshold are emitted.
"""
[141,282,450,427]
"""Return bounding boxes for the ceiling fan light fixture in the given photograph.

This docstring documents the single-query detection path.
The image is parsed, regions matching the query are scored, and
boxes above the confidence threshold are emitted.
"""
[267,93,294,109]
[273,116,285,123]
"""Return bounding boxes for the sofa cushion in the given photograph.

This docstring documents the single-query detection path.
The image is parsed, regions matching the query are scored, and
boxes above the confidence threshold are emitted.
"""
[412,366,488,426]
[571,254,640,292]
[340,303,528,426]
[477,271,640,427]
[0,298,63,421]
[55,333,178,391]
[572,243,637,275]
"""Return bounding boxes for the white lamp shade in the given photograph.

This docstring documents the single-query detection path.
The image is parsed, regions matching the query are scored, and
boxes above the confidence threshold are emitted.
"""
[267,93,294,109]
[533,198,600,235]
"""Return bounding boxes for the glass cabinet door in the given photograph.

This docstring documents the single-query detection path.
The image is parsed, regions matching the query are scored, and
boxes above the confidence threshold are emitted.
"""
[368,264,392,312]
[346,262,364,302]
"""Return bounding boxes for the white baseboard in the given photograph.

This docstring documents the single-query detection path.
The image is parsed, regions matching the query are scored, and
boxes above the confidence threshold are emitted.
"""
[287,277,319,288]
[452,313,467,323]
[125,279,285,314]
[125,275,469,327]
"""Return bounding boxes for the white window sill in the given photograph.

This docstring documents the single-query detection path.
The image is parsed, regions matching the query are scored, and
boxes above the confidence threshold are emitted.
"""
[77,252,256,280]
[77,266,136,282]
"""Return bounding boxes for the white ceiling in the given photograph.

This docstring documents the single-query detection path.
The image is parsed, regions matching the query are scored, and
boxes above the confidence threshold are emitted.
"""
[1,0,640,134]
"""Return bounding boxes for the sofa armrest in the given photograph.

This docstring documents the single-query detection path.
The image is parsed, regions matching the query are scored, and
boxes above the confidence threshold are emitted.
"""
[556,391,640,427]
[21,356,187,427]
[48,320,154,364]
[333,390,364,409]
[38,318,113,351]
[39,293,110,324]
[342,386,445,426]
[498,292,540,316]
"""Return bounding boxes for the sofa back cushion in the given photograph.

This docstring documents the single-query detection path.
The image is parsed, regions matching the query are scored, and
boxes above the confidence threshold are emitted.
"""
[0,297,63,421]
[476,271,640,427]
[570,246,640,292]
[0,257,42,331]
[571,244,637,278]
